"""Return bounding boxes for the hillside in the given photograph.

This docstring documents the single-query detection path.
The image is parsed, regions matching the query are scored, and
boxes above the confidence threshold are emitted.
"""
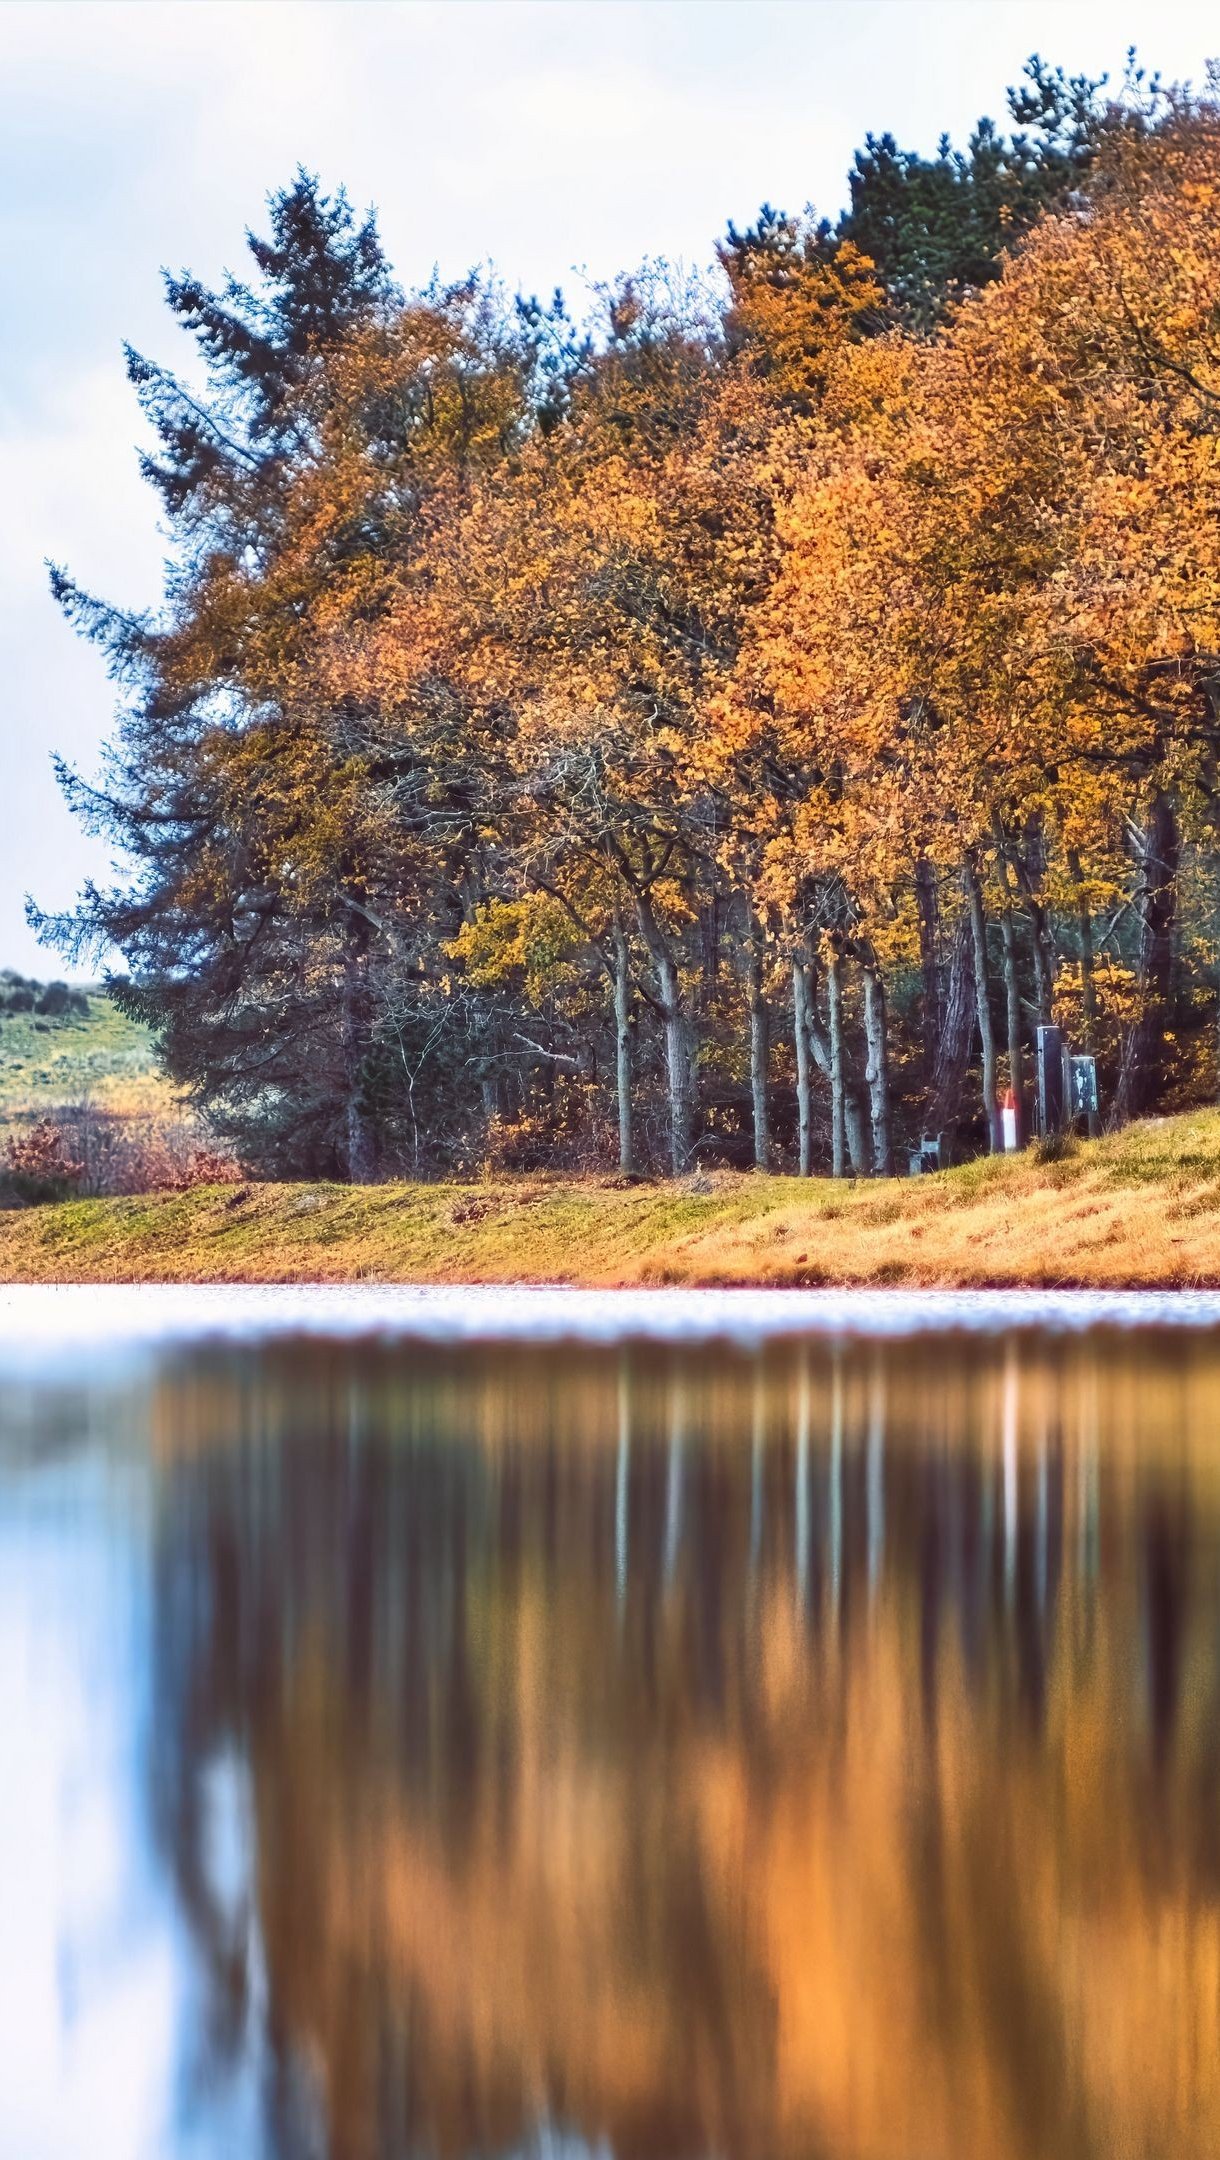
[3,1111,1220,1288]
[0,974,174,1130]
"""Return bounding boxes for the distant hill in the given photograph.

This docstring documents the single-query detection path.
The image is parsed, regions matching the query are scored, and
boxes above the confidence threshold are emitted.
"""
[0,971,176,1129]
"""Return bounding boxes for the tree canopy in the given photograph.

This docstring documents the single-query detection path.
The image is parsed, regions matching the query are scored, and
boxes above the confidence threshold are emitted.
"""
[39,63,1220,1180]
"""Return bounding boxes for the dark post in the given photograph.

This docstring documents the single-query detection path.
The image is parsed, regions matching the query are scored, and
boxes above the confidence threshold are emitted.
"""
[1036,1025,1065,1138]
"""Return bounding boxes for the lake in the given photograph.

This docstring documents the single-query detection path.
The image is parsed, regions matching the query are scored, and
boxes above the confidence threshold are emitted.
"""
[4,1287,1220,2160]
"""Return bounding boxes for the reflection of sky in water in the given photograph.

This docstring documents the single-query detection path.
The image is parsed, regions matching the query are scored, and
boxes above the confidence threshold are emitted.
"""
[0,1436,278,2160]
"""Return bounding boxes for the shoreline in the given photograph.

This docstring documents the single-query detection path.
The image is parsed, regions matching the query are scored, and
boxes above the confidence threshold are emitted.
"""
[3,1110,1220,1291]
[2,1281,1220,1366]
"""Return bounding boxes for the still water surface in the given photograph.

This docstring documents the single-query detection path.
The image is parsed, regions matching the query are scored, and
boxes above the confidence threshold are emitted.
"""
[4,1305,1220,2159]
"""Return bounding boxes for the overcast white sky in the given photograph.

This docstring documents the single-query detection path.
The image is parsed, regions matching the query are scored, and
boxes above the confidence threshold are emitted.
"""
[2,0,1217,977]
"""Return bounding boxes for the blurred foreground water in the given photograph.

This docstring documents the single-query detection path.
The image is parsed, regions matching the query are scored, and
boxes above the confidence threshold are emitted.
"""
[3,1312,1220,2158]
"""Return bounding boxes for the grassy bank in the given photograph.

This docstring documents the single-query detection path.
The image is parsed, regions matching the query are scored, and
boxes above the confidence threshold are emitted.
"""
[3,1110,1220,1287]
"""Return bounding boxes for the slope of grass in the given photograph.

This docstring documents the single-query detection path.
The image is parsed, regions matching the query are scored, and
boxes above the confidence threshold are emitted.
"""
[4,1110,1220,1287]
[0,992,175,1128]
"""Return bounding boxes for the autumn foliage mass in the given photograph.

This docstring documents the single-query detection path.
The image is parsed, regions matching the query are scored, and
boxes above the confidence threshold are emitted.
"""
[40,59,1220,1181]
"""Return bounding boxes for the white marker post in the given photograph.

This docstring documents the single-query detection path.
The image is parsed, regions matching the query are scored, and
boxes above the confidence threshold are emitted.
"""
[1000,1088,1020,1153]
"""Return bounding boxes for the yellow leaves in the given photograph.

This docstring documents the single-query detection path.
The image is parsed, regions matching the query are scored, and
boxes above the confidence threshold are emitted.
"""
[447,895,584,1002]
[723,223,883,413]
[714,101,1220,930]
[155,97,1220,1024]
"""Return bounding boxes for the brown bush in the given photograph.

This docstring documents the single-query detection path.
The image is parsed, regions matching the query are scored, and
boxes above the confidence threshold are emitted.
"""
[3,1120,85,1202]
[2,1107,243,1203]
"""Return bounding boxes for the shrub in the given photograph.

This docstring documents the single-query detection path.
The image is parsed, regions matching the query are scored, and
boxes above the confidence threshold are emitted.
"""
[1,1108,243,1203]
[2,1120,84,1205]
[167,1146,243,1190]
[1033,1129,1079,1166]
[70,1112,243,1194]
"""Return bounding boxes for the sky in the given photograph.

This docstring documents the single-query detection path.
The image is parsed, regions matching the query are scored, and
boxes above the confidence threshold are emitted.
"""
[1,0,1218,979]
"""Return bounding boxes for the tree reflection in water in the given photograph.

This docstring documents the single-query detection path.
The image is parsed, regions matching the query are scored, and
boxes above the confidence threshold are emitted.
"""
[12,1329,1220,2160]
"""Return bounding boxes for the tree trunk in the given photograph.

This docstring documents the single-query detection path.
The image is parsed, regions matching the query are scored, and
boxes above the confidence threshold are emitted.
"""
[996,900,1024,1148]
[914,855,942,1086]
[963,859,1000,1153]
[1027,896,1055,1027]
[844,1080,871,1175]
[635,893,694,1174]
[341,899,376,1184]
[1215,941,1220,1109]
[1068,849,1102,1136]
[792,953,813,1177]
[658,954,693,1175]
[1068,850,1098,1053]
[861,953,894,1176]
[926,914,974,1156]
[611,919,634,1177]
[826,944,848,1179]
[806,967,871,1174]
[747,916,770,1170]
[1011,818,1056,1024]
[1113,789,1179,1125]
[991,820,1025,1147]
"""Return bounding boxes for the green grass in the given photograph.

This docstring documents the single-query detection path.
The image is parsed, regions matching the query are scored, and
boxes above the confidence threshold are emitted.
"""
[0,991,173,1128]
[5,1109,1220,1287]
[4,992,1218,1288]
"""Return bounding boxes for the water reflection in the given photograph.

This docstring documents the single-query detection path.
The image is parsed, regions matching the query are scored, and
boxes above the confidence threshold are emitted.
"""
[4,1330,1220,2157]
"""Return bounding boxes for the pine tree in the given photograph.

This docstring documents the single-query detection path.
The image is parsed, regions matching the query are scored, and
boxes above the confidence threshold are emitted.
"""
[838,56,1111,322]
[39,175,401,1175]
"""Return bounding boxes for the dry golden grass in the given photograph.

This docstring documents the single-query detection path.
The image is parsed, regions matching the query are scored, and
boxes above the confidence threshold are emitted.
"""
[3,1109,1220,1286]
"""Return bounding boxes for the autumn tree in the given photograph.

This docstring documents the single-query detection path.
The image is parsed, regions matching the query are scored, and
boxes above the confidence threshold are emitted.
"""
[40,68,1220,1182]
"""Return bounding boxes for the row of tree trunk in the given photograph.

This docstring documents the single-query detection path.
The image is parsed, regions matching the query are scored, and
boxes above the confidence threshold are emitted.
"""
[340,801,1180,1180]
[603,915,896,1181]
[592,805,1178,1182]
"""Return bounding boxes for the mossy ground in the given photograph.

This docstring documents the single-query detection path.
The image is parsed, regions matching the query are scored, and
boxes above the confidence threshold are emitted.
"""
[5,1110,1220,1286]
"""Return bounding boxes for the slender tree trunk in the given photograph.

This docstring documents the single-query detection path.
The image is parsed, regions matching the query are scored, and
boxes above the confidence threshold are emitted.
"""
[843,1079,871,1175]
[806,966,871,1174]
[914,855,942,1087]
[1027,898,1054,1027]
[700,893,720,992]
[1068,849,1102,1136]
[861,952,894,1176]
[1010,818,1056,1024]
[1067,850,1098,1053]
[611,919,634,1177]
[658,953,693,1175]
[826,943,848,1178]
[341,898,376,1184]
[991,835,1025,1150]
[1215,936,1220,1109]
[635,893,694,1174]
[792,953,813,1177]
[746,915,770,1170]
[996,901,1024,1148]
[963,858,1000,1153]
[1113,789,1179,1126]
[927,915,974,1159]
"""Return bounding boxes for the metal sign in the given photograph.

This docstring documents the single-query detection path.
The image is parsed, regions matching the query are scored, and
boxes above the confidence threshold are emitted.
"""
[1069,1054,1099,1118]
[908,1135,943,1176]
